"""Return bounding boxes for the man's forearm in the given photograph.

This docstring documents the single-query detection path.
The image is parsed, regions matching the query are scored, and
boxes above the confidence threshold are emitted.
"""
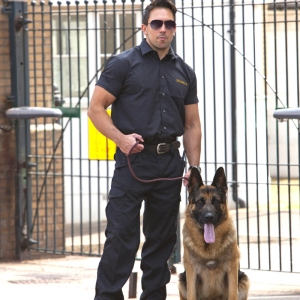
[183,125,201,167]
[87,106,123,147]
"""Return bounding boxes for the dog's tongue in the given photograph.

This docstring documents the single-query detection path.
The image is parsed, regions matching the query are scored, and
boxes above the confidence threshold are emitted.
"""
[204,223,215,243]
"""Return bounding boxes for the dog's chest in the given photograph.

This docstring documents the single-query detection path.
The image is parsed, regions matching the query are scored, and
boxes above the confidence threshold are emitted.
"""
[189,252,220,271]
[205,260,217,269]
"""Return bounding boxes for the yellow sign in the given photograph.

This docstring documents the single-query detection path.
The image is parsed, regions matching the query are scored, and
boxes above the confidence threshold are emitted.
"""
[88,109,116,160]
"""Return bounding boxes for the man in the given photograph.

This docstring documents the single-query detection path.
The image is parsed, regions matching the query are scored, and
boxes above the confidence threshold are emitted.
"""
[88,0,201,299]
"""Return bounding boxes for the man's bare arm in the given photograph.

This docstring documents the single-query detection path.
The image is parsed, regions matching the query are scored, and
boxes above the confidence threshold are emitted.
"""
[182,103,202,185]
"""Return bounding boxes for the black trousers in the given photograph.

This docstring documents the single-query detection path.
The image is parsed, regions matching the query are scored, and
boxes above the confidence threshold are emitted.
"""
[94,148,185,300]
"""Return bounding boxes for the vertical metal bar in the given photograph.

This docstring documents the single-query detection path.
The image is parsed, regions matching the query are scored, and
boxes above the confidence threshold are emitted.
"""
[262,0,272,271]
[295,1,300,265]
[201,0,208,180]
[40,0,49,252]
[283,1,293,272]
[93,0,101,256]
[51,119,57,251]
[272,1,282,271]
[19,5,30,253]
[229,0,239,238]
[191,0,195,70]
[56,1,65,255]
[22,2,32,255]
[58,2,63,100]
[140,0,145,41]
[131,1,135,48]
[251,0,261,270]
[128,272,137,299]
[86,1,92,255]
[6,0,31,258]
[241,0,250,268]
[88,0,93,256]
[181,0,185,61]
[122,1,126,51]
[211,0,217,170]
[221,0,228,178]
[92,0,101,254]
[30,0,40,250]
[77,0,83,255]
[113,0,117,54]
[67,2,72,103]
[48,1,57,253]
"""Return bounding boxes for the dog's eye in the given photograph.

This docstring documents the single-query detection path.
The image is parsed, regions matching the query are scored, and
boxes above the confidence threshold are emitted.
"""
[212,197,220,205]
[197,197,205,206]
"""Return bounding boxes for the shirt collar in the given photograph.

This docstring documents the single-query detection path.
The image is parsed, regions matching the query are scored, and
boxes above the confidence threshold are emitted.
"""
[140,38,177,60]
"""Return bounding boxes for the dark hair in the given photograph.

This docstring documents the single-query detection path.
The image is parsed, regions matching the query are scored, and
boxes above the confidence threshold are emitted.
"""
[142,0,177,25]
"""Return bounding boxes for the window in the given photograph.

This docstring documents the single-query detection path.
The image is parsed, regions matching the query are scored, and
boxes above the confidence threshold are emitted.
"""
[52,10,141,100]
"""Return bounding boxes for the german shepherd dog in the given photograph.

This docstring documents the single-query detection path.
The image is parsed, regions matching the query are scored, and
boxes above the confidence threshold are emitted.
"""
[178,167,250,300]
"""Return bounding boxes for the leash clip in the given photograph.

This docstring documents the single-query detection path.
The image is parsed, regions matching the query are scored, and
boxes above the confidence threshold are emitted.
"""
[157,143,167,154]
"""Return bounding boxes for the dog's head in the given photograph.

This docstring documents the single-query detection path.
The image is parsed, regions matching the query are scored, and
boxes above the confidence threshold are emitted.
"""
[187,167,228,243]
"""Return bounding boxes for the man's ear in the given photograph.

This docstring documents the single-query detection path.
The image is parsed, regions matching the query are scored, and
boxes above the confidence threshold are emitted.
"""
[141,24,147,36]
[188,167,204,194]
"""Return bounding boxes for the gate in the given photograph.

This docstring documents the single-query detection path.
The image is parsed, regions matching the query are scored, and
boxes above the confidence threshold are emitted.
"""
[3,0,300,273]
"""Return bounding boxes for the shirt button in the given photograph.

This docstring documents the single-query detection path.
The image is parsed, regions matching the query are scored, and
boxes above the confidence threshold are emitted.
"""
[162,76,164,79]
[162,93,165,96]
[164,127,167,130]
[163,110,166,113]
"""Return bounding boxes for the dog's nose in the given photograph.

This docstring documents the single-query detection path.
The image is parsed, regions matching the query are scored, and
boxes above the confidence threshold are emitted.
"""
[205,212,214,222]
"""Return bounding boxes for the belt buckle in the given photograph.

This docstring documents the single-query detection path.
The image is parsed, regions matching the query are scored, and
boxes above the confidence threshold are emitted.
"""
[157,143,167,154]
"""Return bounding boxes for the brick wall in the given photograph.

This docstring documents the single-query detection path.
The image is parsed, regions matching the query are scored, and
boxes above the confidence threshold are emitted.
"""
[30,123,64,252]
[0,1,64,260]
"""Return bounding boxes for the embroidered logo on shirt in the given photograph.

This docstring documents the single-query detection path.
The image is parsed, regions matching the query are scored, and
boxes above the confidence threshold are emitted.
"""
[176,79,188,86]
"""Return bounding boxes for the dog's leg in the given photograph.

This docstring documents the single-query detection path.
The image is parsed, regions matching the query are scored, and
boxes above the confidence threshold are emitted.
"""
[185,263,197,300]
[228,259,239,300]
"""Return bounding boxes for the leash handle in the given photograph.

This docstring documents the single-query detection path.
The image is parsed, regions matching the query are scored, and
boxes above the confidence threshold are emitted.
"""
[127,141,189,183]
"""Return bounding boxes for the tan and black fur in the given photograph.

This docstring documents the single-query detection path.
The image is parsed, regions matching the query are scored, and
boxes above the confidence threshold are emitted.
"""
[179,167,250,300]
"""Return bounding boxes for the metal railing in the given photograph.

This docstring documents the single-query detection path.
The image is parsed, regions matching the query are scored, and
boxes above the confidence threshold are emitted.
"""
[4,0,299,272]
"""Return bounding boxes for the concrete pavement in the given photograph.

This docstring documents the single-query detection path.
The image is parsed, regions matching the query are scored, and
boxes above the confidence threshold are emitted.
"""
[0,254,300,300]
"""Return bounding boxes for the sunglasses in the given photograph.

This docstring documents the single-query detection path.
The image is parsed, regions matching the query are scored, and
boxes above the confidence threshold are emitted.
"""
[148,19,176,30]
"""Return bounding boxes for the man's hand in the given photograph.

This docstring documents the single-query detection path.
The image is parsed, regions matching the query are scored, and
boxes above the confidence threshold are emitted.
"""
[118,134,144,155]
[183,169,191,186]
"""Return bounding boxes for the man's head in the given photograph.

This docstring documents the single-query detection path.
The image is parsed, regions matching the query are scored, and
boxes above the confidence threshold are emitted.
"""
[142,0,177,25]
[142,0,177,59]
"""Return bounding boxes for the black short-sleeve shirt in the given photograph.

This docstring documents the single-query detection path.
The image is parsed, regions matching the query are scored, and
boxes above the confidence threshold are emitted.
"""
[96,38,199,144]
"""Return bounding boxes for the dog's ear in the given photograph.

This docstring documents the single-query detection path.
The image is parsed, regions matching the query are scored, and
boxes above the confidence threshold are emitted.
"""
[211,167,228,194]
[188,167,204,194]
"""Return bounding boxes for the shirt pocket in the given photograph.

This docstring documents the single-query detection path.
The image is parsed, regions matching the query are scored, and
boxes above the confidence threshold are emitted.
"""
[169,77,189,102]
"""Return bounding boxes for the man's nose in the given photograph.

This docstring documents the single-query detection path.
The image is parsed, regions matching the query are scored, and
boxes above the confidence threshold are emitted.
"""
[160,24,167,31]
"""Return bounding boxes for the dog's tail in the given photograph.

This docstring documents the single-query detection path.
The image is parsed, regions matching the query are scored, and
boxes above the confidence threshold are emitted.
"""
[178,271,187,300]
[238,270,250,300]
[179,271,186,283]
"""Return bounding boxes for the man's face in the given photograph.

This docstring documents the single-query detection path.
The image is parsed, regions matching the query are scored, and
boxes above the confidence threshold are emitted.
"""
[142,7,176,58]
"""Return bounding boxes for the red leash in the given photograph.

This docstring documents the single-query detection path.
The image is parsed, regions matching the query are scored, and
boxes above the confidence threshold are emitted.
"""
[127,141,189,183]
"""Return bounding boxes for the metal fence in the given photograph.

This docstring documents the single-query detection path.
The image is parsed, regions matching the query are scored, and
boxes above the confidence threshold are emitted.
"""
[4,0,300,272]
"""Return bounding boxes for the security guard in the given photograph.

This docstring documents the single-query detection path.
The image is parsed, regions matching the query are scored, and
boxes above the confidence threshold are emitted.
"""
[88,0,201,299]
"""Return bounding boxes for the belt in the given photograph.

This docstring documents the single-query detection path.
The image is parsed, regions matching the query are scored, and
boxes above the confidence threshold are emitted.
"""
[143,141,181,154]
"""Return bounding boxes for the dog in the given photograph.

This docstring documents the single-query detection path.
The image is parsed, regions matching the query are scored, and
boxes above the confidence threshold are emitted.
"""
[178,167,250,300]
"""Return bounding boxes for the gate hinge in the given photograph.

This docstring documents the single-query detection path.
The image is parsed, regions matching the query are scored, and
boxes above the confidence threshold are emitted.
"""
[1,0,10,13]
[16,16,32,31]
[6,95,14,103]
[1,5,11,14]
